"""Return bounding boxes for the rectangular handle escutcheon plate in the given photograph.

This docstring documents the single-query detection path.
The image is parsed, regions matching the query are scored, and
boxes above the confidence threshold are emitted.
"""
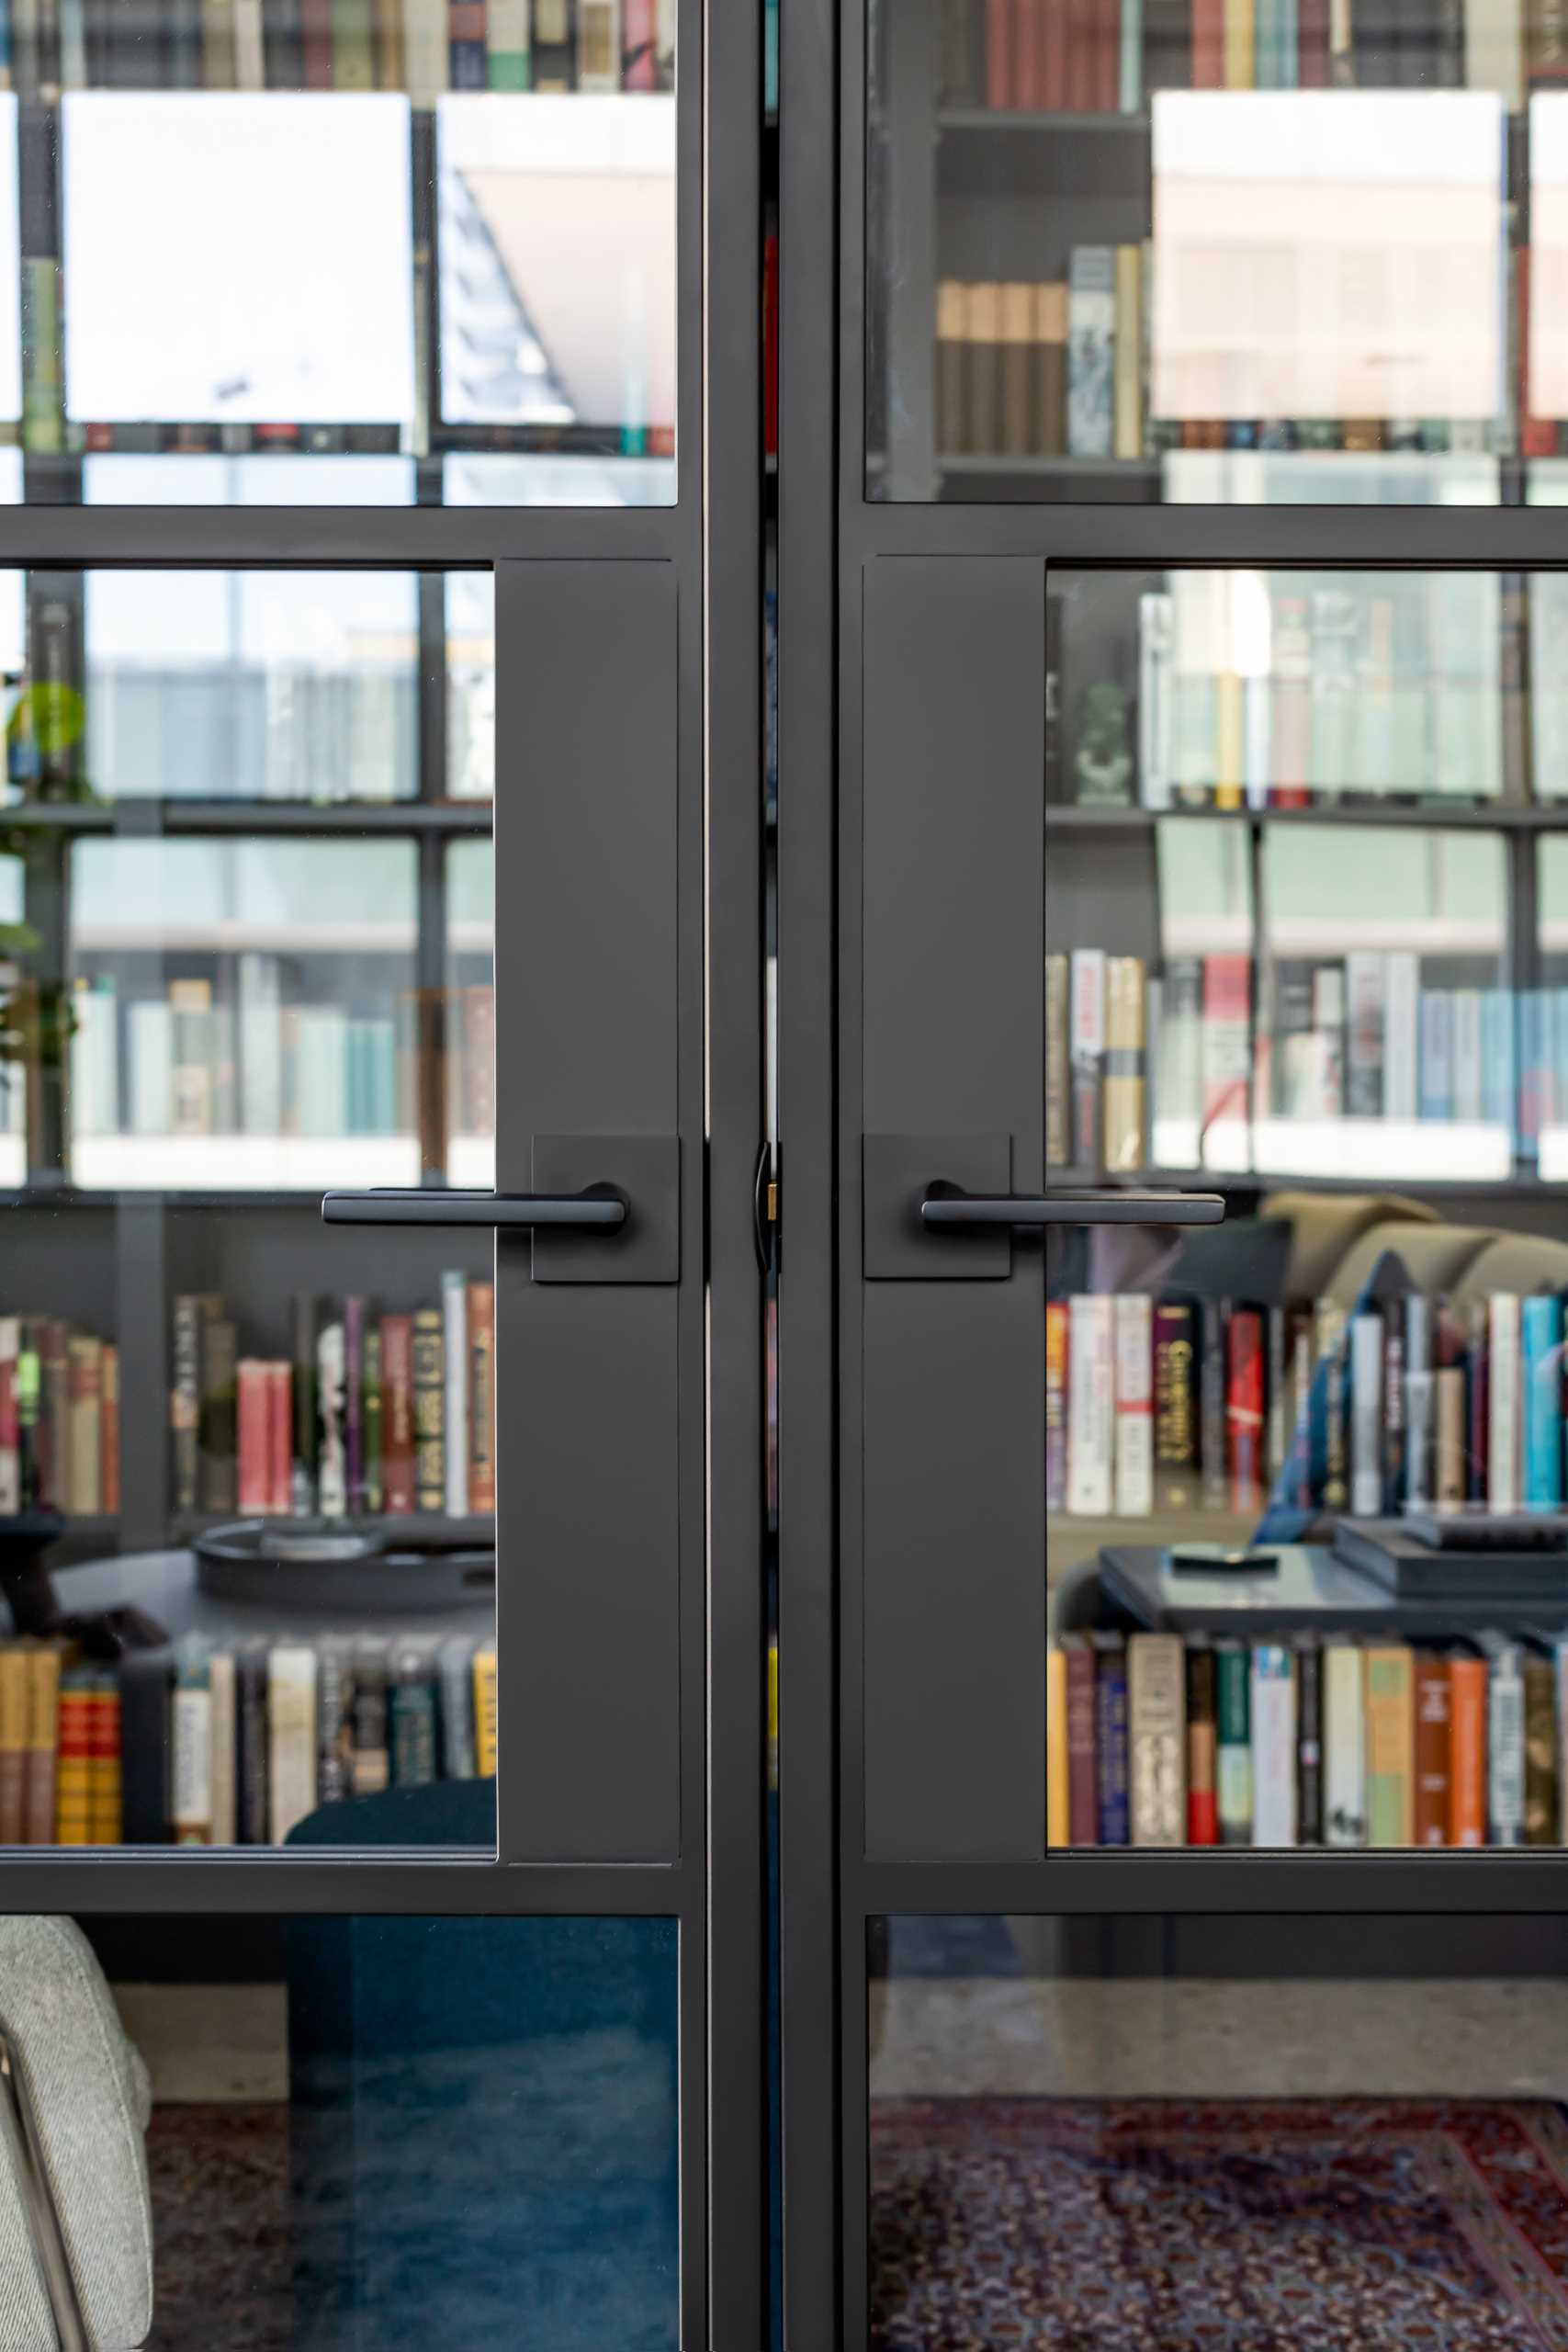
[531,1134,680,1283]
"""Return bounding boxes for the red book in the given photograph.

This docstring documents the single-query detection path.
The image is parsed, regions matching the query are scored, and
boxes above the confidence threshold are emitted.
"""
[1521,247,1556,458]
[237,1359,270,1516]
[300,0,333,86]
[1185,1646,1219,1847]
[1066,0,1095,107]
[380,1315,415,1515]
[1192,0,1224,86]
[1042,0,1067,103]
[623,0,658,88]
[266,1363,292,1517]
[1094,0,1119,108]
[1064,1638,1098,1846]
[1014,0,1041,106]
[1226,1307,1265,1512]
[986,0,1015,107]
[1201,953,1252,1146]
[1297,0,1330,84]
[101,1345,118,1518]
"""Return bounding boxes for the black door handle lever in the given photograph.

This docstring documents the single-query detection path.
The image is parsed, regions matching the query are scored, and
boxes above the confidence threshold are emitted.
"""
[321,1184,627,1229]
[921,1184,1224,1229]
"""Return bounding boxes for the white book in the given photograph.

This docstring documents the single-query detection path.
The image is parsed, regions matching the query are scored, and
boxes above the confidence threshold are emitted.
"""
[1066,1295,1114,1517]
[267,1645,320,1847]
[1451,988,1484,1124]
[317,1321,347,1520]
[443,1269,468,1516]
[171,1651,212,1845]
[403,0,448,103]
[1312,966,1345,1119]
[1484,1637,1526,1847]
[1112,1294,1153,1517]
[1138,592,1174,809]
[1250,1644,1297,1849]
[238,953,283,1136]
[1349,1312,1384,1518]
[1324,1644,1367,1848]
[1382,952,1419,1123]
[209,1649,237,1849]
[1468,0,1522,111]
[656,0,675,81]
[70,977,119,1140]
[233,0,264,85]
[1345,952,1385,1119]
[1489,1291,1520,1512]
[296,1007,348,1139]
[129,1001,172,1135]
[1067,246,1116,459]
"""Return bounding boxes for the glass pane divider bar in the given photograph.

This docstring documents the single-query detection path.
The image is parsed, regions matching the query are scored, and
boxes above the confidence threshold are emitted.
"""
[845,504,1568,570]
[0,508,685,568]
[0,1856,695,1914]
[852,1856,1568,1916]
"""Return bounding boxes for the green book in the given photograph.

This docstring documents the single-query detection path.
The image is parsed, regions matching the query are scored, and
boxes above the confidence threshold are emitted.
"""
[1214,1638,1252,1847]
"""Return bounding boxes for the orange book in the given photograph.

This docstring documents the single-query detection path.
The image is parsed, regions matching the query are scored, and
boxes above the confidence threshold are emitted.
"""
[23,1644,61,1848]
[87,1671,121,1846]
[1413,1652,1451,1849]
[54,1667,94,1846]
[1449,1655,1487,1849]
[467,1282,496,1516]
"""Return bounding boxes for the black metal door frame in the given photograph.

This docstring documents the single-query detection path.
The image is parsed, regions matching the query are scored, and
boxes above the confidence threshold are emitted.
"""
[775,1,1568,2344]
[0,0,769,2343]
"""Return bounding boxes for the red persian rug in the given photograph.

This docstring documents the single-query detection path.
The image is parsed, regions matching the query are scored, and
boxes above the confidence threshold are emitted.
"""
[869,2098,1568,2351]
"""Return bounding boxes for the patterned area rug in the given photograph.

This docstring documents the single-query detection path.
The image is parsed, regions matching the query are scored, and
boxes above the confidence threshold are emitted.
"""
[144,2105,292,2351]
[870,2099,1568,2351]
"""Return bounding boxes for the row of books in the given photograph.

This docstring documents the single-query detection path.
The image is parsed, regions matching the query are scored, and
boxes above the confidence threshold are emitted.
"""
[2,0,675,99]
[936,263,1142,463]
[69,972,495,1145]
[0,1632,496,1848]
[1122,574,1510,809]
[172,1281,496,1520]
[946,0,1539,112]
[0,1320,118,1518]
[1050,1283,1568,1523]
[1045,951,1561,1175]
[1046,1630,1568,1849]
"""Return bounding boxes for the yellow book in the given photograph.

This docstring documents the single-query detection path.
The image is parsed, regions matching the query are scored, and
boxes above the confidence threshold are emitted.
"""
[473,1646,498,1779]
[24,1645,60,1848]
[1046,1647,1068,1849]
[54,1666,93,1846]
[1365,1645,1415,1848]
[1224,0,1255,87]
[1214,673,1244,808]
[1113,245,1143,462]
[768,1639,779,1794]
[0,1644,28,1845]
[87,1670,121,1848]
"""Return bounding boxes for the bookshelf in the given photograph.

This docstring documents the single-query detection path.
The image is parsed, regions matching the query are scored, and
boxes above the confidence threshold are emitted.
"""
[868,2,1565,508]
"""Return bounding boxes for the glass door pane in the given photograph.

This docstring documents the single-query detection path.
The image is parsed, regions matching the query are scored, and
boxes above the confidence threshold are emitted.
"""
[1047,560,1568,1853]
[0,3,678,504]
[0,561,497,1849]
[867,1,1536,506]
[869,1912,1568,2346]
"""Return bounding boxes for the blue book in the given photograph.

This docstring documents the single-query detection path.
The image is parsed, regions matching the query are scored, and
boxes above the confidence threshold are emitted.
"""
[1519,989,1545,1159]
[1523,1294,1564,1510]
[1094,1634,1129,1847]
[1417,989,1452,1122]
[1254,0,1278,85]
[1278,0,1298,85]
[1483,989,1516,1134]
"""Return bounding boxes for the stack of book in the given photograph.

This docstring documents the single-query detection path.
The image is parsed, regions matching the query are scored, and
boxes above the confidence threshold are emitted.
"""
[1045,949,1543,1177]
[0,1630,496,1848]
[46,0,675,96]
[937,252,1145,462]
[943,3,1527,111]
[1047,1625,1567,1848]
[0,1319,118,1520]
[172,1280,496,1522]
[1049,1286,1568,1527]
